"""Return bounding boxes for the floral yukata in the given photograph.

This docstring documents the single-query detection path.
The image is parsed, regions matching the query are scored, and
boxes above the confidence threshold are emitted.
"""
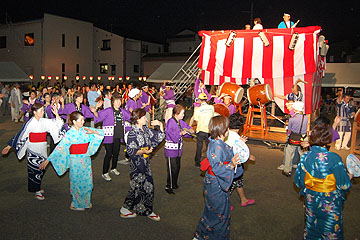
[294,146,351,240]
[47,127,104,208]
[123,125,165,216]
[195,138,235,240]
[8,117,63,192]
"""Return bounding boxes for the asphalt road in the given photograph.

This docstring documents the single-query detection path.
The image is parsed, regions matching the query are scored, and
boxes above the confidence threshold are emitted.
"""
[0,114,359,240]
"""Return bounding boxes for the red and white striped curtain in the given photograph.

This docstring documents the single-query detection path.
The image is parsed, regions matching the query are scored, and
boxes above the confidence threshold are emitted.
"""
[198,26,324,114]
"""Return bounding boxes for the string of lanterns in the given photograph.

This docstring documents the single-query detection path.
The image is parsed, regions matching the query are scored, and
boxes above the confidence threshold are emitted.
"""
[33,75,147,81]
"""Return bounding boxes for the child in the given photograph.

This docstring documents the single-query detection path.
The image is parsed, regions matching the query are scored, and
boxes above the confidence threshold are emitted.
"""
[225,112,255,207]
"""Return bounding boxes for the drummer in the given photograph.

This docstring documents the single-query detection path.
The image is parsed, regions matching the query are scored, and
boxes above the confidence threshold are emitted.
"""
[189,69,211,126]
[274,79,307,102]
[215,93,236,115]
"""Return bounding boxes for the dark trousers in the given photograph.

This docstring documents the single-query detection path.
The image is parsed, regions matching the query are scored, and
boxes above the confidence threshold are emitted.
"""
[0,98,10,116]
[103,138,121,174]
[27,155,45,193]
[194,131,210,165]
[166,156,181,189]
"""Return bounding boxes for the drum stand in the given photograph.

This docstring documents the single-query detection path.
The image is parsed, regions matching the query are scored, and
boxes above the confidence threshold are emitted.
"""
[243,103,268,135]
[350,121,360,155]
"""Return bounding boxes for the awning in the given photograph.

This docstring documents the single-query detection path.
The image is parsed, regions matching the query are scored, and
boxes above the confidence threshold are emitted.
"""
[322,63,360,88]
[146,63,184,83]
[0,62,30,82]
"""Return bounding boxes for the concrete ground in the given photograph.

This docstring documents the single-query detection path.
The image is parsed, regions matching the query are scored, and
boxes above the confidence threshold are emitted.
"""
[0,113,359,240]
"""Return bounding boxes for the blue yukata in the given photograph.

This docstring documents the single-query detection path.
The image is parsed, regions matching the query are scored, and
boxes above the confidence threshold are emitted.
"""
[47,127,104,209]
[123,125,165,216]
[194,139,235,240]
[295,146,351,239]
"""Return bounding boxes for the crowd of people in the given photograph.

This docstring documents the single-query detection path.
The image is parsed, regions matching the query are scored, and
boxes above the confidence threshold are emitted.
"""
[0,13,358,239]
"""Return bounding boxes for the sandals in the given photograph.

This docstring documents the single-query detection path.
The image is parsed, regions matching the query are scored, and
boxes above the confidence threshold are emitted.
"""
[147,212,160,222]
[120,207,137,218]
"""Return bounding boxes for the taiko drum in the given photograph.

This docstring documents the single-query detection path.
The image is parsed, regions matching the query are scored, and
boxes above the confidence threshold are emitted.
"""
[218,82,244,104]
[247,84,273,105]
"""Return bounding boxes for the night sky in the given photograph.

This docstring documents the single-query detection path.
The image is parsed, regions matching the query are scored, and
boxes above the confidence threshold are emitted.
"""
[1,0,359,46]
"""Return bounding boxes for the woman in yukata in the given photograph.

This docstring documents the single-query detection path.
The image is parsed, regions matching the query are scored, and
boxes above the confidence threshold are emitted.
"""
[294,123,352,239]
[120,108,165,221]
[40,111,104,211]
[2,103,63,200]
[194,115,240,240]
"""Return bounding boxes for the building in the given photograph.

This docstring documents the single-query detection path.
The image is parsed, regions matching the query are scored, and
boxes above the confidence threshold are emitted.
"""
[0,13,164,86]
[144,29,201,80]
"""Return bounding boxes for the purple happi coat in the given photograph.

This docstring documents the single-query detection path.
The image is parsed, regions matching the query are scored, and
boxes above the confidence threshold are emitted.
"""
[140,90,151,112]
[58,103,94,120]
[164,118,192,158]
[161,86,176,108]
[126,99,138,112]
[194,78,211,107]
[21,99,41,122]
[94,107,130,144]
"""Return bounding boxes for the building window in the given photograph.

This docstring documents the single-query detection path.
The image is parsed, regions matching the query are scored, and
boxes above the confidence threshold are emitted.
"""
[100,63,108,74]
[142,44,148,54]
[0,36,6,48]
[76,64,79,74]
[24,33,34,46]
[76,36,79,49]
[111,65,116,75]
[62,34,65,47]
[134,65,139,73]
[101,40,111,50]
[62,63,65,73]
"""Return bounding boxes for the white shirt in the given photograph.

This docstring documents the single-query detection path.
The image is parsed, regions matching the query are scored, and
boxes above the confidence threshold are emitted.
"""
[253,24,263,30]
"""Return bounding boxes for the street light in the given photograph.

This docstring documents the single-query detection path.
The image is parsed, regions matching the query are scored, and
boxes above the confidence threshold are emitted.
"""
[118,77,123,81]
[76,76,80,81]
[126,76,130,81]
[47,76,52,80]
[89,76,93,81]
[82,76,86,80]
[55,76,60,80]
[64,76,68,80]
[97,76,101,81]
[29,75,34,80]
[41,75,45,80]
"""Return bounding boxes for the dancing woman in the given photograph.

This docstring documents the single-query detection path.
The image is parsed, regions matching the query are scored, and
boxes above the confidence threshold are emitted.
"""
[2,103,63,200]
[294,123,352,239]
[194,115,240,240]
[164,104,194,194]
[40,111,104,210]
[92,93,131,181]
[120,108,165,221]
[58,91,95,122]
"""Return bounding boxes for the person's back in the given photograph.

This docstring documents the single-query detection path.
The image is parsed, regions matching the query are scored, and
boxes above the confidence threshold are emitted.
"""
[194,102,214,133]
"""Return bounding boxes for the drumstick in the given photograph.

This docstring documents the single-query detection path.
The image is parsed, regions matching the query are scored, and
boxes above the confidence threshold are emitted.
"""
[291,20,300,28]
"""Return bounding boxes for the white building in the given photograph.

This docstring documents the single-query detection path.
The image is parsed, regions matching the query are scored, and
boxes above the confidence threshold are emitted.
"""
[125,38,164,78]
[0,13,164,86]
